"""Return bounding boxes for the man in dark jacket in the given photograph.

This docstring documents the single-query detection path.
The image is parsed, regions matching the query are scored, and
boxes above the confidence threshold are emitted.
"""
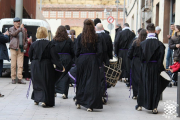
[94,18,110,35]
[0,31,9,77]
[115,23,135,86]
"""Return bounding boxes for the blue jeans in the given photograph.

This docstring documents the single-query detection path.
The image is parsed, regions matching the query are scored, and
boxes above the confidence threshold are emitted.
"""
[0,60,3,77]
[166,47,173,69]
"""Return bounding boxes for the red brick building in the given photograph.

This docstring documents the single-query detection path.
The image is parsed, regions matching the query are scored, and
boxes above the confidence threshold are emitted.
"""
[0,0,36,19]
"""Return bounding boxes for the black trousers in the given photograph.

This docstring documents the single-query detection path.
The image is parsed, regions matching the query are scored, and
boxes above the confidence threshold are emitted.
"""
[23,56,29,78]
[0,60,3,77]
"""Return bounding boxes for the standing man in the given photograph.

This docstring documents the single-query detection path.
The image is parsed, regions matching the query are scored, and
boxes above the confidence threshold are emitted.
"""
[166,24,175,69]
[94,18,110,35]
[0,30,9,77]
[9,17,27,84]
[136,23,168,114]
[155,26,161,39]
[114,23,135,86]
[0,30,9,97]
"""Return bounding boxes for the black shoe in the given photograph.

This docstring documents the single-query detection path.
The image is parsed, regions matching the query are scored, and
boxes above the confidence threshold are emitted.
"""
[126,83,130,87]
[69,83,73,87]
[168,83,172,87]
[135,105,142,111]
[102,97,107,104]
[73,96,76,102]
[152,108,158,114]
[132,96,137,99]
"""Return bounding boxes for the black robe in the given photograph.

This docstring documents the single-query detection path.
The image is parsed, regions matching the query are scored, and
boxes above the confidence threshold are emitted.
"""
[51,39,74,97]
[97,32,113,97]
[75,34,103,109]
[115,29,135,79]
[29,39,63,107]
[137,37,169,110]
[128,40,141,97]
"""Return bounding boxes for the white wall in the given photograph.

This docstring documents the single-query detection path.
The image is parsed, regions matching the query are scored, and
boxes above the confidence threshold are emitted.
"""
[126,0,138,34]
[158,0,164,43]
[175,0,180,25]
[46,19,62,36]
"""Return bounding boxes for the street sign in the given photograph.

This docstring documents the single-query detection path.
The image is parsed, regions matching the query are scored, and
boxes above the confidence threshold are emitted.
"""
[107,16,114,24]
[107,23,114,30]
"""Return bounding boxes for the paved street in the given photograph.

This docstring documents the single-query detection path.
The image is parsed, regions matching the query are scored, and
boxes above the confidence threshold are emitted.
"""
[0,78,179,120]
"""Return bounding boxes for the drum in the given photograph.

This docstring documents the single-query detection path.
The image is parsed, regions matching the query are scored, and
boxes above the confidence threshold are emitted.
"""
[160,71,171,81]
[104,57,122,87]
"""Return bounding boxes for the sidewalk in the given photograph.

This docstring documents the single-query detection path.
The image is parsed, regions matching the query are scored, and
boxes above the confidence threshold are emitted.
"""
[0,78,179,120]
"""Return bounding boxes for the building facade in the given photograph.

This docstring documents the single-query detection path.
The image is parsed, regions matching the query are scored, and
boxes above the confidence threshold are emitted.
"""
[126,0,180,44]
[38,0,125,40]
[0,0,37,19]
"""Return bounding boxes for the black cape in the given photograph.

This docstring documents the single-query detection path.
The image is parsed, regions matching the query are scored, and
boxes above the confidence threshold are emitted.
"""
[75,34,103,109]
[128,40,141,97]
[51,39,74,97]
[115,29,135,79]
[29,39,63,107]
[137,38,169,110]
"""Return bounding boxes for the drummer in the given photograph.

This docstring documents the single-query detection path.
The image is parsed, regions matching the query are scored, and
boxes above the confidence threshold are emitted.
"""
[95,23,113,104]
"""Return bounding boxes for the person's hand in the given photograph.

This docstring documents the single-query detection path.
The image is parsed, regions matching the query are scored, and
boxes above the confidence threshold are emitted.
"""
[170,69,173,73]
[167,35,171,39]
[3,30,9,36]
[20,24,24,28]
[176,44,180,48]
[169,66,170,69]
[28,38,32,43]
[62,66,65,72]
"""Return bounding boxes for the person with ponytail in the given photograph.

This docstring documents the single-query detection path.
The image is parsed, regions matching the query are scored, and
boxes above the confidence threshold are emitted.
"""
[75,19,103,112]
[51,26,74,99]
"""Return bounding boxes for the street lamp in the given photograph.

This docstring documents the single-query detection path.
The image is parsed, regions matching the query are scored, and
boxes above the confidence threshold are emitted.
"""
[104,8,112,18]
[115,0,120,26]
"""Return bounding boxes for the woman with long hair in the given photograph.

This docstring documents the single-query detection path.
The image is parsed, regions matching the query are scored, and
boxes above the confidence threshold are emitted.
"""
[51,25,74,99]
[29,27,64,107]
[75,19,103,112]
[128,29,147,99]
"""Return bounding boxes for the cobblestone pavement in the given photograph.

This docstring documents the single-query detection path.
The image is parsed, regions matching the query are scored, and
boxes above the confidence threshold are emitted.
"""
[0,78,179,120]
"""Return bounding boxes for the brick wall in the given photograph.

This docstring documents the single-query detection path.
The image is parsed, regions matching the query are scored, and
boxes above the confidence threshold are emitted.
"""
[0,0,36,19]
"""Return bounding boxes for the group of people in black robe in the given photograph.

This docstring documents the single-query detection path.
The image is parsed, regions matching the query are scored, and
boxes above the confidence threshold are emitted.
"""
[115,23,169,114]
[29,18,113,112]
[29,17,171,114]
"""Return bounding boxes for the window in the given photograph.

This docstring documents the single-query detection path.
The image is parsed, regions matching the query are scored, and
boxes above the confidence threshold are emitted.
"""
[73,12,79,18]
[50,11,56,18]
[65,12,71,18]
[120,12,123,18]
[58,11,64,18]
[43,11,49,18]
[112,12,117,18]
[81,12,87,18]
[96,12,102,18]
[88,12,94,18]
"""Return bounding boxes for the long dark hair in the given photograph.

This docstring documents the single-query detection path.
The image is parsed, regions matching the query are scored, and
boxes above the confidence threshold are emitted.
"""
[70,30,76,42]
[54,25,69,41]
[81,19,97,48]
[176,25,180,32]
[134,29,147,46]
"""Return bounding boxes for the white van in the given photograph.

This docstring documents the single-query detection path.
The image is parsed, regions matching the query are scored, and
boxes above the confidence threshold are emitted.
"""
[0,18,52,75]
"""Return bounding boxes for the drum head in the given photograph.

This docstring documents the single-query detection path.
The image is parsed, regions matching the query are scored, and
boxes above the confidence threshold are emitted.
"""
[160,71,171,81]
[109,57,118,62]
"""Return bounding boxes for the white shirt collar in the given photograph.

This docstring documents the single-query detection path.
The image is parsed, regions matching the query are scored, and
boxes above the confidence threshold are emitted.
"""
[122,27,131,31]
[36,38,49,41]
[96,30,105,33]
